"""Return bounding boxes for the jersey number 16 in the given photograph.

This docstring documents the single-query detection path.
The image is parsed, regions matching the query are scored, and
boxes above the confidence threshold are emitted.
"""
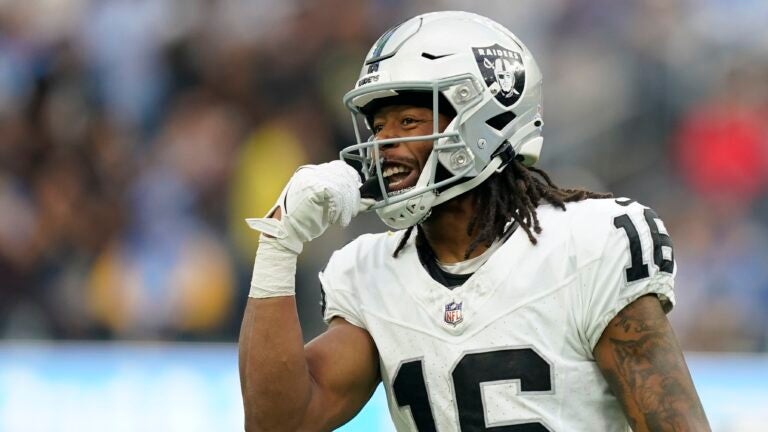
[392,347,553,431]
[613,207,674,283]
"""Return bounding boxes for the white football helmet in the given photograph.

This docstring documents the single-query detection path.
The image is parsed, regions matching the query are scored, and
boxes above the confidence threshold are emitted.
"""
[340,11,543,229]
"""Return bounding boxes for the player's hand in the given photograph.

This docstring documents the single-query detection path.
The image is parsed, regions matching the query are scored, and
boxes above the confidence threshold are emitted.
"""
[246,161,362,254]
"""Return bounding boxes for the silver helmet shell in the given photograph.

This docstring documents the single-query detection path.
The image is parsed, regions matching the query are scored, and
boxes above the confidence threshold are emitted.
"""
[341,11,543,229]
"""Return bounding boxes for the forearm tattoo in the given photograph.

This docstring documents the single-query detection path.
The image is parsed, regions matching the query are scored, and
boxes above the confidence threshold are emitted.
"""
[600,298,709,431]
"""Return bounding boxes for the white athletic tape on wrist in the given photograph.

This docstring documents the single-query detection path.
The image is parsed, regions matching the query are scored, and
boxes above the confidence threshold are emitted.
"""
[249,235,298,298]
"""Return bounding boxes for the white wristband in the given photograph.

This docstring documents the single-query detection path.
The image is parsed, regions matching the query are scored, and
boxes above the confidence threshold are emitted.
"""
[249,235,298,298]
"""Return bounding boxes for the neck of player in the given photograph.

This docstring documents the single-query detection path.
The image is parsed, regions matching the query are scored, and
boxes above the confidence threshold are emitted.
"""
[420,192,488,264]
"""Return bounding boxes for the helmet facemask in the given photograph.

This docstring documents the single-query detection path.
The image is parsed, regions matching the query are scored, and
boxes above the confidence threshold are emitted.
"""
[341,75,486,229]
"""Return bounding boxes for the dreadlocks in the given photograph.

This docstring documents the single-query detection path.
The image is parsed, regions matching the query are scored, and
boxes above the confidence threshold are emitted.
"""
[393,158,613,259]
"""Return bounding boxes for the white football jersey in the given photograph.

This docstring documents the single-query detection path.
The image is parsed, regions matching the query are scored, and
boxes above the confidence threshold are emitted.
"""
[320,198,676,432]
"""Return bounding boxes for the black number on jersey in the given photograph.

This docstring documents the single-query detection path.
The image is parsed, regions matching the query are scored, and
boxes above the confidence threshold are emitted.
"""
[392,359,437,432]
[613,208,675,282]
[392,348,553,431]
[612,214,649,282]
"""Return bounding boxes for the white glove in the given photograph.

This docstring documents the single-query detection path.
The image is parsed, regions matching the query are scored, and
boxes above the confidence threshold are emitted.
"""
[246,160,362,254]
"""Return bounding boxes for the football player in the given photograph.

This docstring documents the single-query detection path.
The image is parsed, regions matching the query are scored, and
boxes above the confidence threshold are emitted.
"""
[239,11,711,432]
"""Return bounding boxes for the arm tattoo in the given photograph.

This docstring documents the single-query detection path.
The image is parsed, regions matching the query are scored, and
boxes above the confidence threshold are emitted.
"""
[600,296,710,431]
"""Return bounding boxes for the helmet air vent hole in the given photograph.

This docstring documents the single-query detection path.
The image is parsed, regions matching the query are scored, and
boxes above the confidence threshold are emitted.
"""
[486,111,517,131]
[421,52,454,60]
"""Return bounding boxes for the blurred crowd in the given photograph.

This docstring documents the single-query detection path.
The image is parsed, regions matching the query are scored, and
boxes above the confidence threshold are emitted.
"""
[0,0,766,350]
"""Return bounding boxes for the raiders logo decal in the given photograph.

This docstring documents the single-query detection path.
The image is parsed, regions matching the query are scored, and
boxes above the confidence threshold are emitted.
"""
[472,43,525,107]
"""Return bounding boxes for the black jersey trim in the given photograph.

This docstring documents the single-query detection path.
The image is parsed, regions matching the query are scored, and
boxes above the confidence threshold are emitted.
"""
[415,222,518,289]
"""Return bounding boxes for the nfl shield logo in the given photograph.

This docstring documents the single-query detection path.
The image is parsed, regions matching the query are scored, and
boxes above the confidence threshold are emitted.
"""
[444,301,464,326]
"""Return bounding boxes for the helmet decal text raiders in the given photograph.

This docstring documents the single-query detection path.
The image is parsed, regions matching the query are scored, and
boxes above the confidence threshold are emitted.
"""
[472,43,526,107]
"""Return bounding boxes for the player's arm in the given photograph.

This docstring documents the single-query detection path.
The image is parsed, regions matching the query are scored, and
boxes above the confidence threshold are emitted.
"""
[239,299,380,431]
[239,161,376,430]
[593,294,711,432]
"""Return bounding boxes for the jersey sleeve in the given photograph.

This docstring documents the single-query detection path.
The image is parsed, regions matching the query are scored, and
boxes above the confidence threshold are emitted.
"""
[579,201,676,351]
[318,245,366,329]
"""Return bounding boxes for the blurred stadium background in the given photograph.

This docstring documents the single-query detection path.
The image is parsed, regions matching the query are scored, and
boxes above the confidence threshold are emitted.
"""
[0,0,766,431]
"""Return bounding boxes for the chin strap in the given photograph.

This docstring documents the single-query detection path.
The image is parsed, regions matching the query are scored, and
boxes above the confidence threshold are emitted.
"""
[492,140,516,172]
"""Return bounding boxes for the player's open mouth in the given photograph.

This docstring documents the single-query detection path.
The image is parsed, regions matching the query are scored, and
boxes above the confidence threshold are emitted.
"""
[382,162,419,196]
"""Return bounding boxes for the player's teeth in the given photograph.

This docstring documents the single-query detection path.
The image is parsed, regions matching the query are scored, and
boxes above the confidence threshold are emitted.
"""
[389,173,414,190]
[383,166,409,178]
[387,172,411,187]
[389,186,415,196]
